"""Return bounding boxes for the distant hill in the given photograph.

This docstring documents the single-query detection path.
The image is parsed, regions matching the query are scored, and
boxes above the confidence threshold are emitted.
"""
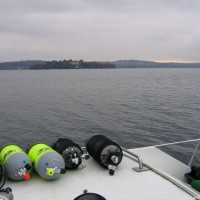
[0,60,47,70]
[1,59,200,70]
[114,60,200,68]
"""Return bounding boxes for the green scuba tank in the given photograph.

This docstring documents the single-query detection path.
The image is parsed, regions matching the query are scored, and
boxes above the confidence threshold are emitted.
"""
[0,145,32,181]
[27,143,66,180]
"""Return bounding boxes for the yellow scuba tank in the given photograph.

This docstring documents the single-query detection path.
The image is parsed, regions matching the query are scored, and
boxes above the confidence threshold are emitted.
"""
[27,143,66,180]
[0,145,32,181]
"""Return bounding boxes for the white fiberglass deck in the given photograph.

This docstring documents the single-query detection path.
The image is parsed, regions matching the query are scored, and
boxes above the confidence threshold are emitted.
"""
[5,147,200,200]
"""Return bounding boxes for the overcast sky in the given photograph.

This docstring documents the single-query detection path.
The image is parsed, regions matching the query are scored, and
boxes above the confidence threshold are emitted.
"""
[0,0,200,62]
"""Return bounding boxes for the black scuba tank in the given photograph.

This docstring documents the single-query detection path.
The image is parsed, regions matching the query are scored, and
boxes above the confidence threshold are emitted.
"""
[86,135,123,175]
[52,138,83,169]
[74,193,106,200]
[74,190,106,200]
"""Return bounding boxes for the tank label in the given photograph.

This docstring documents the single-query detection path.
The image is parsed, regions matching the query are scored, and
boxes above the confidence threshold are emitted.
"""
[3,149,16,161]
[28,144,55,169]
[37,147,51,156]
[0,145,23,164]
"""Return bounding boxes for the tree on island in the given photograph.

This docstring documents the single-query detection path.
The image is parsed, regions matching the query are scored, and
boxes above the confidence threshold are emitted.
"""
[30,60,115,69]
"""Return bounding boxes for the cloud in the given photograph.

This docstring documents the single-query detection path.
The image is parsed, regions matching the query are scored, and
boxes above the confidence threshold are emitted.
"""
[0,0,200,62]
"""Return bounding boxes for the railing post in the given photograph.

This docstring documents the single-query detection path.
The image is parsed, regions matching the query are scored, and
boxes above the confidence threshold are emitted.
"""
[122,147,148,172]
[188,141,200,167]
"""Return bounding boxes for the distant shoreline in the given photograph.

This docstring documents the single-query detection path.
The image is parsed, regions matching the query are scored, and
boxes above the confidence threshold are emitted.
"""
[1,59,200,70]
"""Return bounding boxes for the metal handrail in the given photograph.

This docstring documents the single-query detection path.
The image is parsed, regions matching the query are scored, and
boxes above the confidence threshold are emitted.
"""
[123,140,200,199]
[122,147,148,172]
[154,138,200,166]
[154,138,200,148]
[142,159,200,199]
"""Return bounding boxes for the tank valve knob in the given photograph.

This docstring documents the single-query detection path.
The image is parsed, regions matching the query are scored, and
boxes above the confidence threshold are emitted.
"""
[25,163,32,170]
[46,168,54,176]
[60,168,66,174]
[111,155,119,164]
[108,165,116,176]
[72,157,79,165]
[24,173,31,180]
[83,189,88,194]
[46,167,66,176]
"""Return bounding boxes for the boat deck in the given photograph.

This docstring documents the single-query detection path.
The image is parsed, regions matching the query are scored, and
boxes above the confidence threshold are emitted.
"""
[5,147,200,200]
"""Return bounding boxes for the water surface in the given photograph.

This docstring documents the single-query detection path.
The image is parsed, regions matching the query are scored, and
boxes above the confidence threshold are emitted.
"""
[0,68,200,164]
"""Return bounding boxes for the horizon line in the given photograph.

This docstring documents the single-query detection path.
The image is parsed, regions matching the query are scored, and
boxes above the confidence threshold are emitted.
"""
[0,59,200,64]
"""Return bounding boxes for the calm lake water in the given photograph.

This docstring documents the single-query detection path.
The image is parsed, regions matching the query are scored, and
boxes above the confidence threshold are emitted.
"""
[0,68,200,164]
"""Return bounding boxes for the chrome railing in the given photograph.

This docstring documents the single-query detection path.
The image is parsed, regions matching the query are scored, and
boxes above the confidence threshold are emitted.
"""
[154,138,200,166]
[121,147,148,172]
[122,138,200,199]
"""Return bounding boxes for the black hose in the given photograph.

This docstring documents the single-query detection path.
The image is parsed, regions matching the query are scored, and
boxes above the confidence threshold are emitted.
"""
[0,164,6,189]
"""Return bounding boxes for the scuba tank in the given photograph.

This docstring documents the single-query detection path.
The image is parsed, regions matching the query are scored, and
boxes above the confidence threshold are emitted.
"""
[86,135,123,175]
[0,145,32,181]
[52,138,83,169]
[0,188,14,200]
[27,143,66,180]
[74,193,106,200]
[74,190,106,200]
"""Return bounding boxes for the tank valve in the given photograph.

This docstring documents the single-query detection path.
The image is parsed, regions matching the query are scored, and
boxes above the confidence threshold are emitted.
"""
[46,167,66,176]
[68,151,80,165]
[108,165,116,175]
[111,155,119,164]
[16,166,31,180]
[0,187,14,200]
